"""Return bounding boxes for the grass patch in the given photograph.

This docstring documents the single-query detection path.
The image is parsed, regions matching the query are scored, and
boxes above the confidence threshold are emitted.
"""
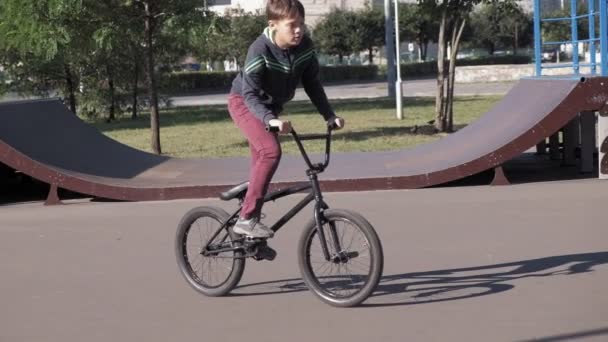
[90,96,502,158]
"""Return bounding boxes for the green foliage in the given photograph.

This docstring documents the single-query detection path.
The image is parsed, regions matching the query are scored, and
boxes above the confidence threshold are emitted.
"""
[313,9,359,61]
[398,2,440,61]
[192,10,266,66]
[162,71,239,93]
[0,0,213,118]
[468,1,532,54]
[160,65,380,93]
[542,4,591,44]
[0,0,85,60]
[352,5,385,63]
[160,53,530,94]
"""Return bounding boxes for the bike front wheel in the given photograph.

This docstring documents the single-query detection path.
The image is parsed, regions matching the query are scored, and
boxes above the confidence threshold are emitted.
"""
[175,206,245,297]
[298,209,383,307]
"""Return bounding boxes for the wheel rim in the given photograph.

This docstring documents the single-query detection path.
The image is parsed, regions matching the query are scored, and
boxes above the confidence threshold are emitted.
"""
[306,217,373,299]
[182,216,236,289]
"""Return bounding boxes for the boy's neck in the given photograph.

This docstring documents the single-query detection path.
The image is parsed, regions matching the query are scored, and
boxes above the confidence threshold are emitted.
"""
[275,40,291,50]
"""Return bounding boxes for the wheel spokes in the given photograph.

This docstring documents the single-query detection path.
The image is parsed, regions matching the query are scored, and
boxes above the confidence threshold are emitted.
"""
[308,218,372,298]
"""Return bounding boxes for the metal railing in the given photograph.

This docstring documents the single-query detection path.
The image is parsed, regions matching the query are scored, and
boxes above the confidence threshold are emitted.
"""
[534,0,608,77]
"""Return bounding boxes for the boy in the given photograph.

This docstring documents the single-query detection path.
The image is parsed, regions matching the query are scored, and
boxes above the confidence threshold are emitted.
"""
[228,0,344,239]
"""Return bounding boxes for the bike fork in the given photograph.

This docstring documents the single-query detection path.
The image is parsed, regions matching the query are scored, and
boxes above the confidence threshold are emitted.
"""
[311,175,342,261]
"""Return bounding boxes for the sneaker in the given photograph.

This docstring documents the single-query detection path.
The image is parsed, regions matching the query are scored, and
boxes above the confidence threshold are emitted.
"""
[233,217,274,238]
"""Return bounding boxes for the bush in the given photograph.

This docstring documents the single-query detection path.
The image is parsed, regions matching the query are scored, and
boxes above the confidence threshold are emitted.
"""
[161,65,381,93]
[161,71,238,94]
[159,55,530,94]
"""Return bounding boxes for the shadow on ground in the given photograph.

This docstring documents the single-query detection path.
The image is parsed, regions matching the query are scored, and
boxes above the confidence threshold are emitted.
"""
[231,251,608,308]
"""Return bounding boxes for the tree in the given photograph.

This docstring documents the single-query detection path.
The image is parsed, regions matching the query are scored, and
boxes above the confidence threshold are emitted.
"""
[0,0,94,113]
[353,4,385,64]
[420,0,518,132]
[125,0,207,155]
[193,13,231,65]
[399,2,439,62]
[313,9,358,64]
[469,2,531,55]
[83,1,146,122]
[543,4,591,46]
[1,0,212,143]
[227,11,267,66]
[500,5,533,54]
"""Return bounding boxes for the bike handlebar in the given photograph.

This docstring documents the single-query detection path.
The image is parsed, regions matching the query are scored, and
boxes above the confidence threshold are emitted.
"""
[265,121,336,172]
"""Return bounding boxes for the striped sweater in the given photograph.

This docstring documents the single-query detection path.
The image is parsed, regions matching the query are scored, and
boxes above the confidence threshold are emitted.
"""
[230,27,336,125]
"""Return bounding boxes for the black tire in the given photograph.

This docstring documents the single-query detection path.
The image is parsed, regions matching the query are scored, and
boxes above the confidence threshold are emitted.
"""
[175,206,245,297]
[298,209,383,307]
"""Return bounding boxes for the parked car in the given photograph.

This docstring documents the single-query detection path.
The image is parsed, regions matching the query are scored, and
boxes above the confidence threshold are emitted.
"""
[542,48,558,62]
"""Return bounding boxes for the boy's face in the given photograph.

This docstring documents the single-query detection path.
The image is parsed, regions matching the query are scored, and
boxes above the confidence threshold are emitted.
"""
[269,16,304,49]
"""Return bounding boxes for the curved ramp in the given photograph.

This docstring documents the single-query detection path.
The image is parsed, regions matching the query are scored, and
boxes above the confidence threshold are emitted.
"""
[1,77,607,201]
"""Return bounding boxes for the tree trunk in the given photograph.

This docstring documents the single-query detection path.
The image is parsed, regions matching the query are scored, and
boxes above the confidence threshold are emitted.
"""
[514,21,519,55]
[422,39,429,61]
[132,57,139,120]
[338,54,344,64]
[368,46,374,64]
[416,34,429,62]
[107,65,116,123]
[144,2,161,154]
[445,19,466,133]
[434,5,448,132]
[64,64,76,114]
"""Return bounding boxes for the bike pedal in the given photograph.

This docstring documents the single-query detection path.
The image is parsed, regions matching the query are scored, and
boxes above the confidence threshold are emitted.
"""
[253,245,277,261]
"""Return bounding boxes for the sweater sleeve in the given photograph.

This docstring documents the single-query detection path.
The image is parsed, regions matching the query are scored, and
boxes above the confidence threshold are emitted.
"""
[301,51,336,122]
[241,46,277,125]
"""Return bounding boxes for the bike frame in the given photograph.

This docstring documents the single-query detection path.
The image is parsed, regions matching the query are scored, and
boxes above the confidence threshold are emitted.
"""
[202,125,341,261]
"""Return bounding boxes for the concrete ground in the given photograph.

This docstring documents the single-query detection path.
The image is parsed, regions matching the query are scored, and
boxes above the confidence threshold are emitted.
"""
[1,178,607,342]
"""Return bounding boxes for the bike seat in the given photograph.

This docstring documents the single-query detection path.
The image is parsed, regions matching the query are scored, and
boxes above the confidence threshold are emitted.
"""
[219,181,249,201]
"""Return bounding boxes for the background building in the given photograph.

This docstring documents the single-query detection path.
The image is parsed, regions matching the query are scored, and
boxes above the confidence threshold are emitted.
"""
[209,0,388,26]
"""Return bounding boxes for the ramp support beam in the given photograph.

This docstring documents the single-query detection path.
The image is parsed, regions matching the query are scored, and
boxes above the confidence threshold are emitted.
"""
[536,139,547,154]
[491,166,510,186]
[600,110,608,179]
[549,133,561,160]
[562,118,578,166]
[44,184,62,206]
[580,111,596,173]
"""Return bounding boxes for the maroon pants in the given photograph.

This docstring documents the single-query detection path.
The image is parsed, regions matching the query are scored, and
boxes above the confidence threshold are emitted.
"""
[227,94,282,219]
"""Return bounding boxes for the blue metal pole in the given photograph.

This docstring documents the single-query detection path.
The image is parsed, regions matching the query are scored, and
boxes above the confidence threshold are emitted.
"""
[601,0,608,76]
[589,0,596,75]
[571,0,580,75]
[534,0,542,76]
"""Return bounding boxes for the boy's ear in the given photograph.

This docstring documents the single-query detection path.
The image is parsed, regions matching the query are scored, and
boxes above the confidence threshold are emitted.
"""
[268,20,276,29]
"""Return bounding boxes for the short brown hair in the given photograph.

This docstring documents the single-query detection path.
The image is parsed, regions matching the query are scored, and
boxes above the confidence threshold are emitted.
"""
[266,0,305,21]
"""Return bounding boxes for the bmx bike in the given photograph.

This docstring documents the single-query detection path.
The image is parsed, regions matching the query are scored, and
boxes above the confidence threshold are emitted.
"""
[175,122,383,307]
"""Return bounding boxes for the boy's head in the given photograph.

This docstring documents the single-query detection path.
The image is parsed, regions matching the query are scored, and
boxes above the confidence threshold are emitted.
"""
[266,0,305,48]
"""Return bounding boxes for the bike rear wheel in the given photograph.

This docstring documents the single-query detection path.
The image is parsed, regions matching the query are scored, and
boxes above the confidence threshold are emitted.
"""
[175,206,245,297]
[298,209,383,307]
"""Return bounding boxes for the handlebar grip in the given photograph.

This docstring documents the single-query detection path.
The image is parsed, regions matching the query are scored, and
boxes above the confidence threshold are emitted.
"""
[327,120,338,130]
[265,125,280,133]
